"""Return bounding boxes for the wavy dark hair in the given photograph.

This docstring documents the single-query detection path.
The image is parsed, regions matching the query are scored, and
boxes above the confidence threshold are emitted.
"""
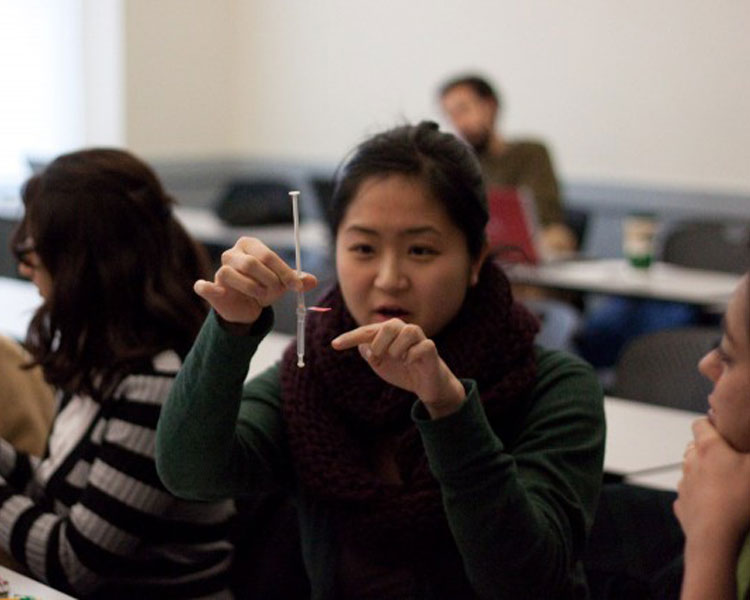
[11,148,211,396]
[329,121,488,258]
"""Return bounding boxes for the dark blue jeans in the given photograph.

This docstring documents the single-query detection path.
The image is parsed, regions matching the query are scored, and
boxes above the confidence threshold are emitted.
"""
[576,297,699,368]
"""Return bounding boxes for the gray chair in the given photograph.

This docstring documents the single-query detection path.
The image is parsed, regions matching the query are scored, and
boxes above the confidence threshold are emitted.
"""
[522,297,582,353]
[1,218,17,278]
[612,326,720,413]
[563,206,590,250]
[661,220,750,274]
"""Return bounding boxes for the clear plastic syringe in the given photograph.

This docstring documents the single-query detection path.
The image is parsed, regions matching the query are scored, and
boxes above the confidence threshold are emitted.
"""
[289,191,306,367]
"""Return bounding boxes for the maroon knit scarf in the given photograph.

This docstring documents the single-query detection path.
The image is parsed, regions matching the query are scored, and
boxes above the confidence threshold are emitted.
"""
[280,262,539,559]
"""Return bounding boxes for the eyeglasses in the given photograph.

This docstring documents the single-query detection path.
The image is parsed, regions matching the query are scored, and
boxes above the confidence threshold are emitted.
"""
[12,237,37,268]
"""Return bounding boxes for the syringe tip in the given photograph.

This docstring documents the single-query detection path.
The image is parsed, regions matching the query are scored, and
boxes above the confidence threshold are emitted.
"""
[308,306,332,313]
[297,356,305,368]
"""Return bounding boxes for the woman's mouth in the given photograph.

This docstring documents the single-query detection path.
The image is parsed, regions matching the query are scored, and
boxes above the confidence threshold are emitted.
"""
[373,306,410,321]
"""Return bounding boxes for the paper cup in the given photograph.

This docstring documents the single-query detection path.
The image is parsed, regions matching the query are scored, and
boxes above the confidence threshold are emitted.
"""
[623,214,657,269]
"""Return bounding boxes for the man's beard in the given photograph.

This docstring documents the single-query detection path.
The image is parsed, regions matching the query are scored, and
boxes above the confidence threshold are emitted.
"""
[467,128,492,155]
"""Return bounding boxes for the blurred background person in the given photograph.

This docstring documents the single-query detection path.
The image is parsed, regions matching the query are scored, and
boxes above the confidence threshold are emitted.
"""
[439,73,577,255]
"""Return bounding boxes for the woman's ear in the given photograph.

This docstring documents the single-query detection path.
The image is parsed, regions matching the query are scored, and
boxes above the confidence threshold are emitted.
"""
[469,242,490,286]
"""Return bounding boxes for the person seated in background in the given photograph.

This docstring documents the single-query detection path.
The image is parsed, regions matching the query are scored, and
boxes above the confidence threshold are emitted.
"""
[0,334,54,456]
[0,149,235,599]
[156,121,605,598]
[674,271,750,599]
[438,73,577,255]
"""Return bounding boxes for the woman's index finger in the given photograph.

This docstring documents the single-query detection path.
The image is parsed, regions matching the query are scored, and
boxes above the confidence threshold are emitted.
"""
[331,325,379,350]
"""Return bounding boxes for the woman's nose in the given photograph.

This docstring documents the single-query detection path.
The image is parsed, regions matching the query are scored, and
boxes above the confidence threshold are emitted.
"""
[374,254,407,291]
[17,261,33,279]
[698,350,719,382]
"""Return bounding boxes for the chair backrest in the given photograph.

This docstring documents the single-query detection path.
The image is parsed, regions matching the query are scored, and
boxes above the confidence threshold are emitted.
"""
[486,186,541,264]
[563,206,589,250]
[661,220,750,274]
[215,179,295,226]
[522,297,582,353]
[0,217,21,278]
[612,326,720,412]
[311,174,336,227]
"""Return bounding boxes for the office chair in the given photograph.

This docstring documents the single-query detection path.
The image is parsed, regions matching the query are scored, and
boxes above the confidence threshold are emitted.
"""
[563,206,589,250]
[661,220,750,274]
[215,179,296,226]
[522,297,582,353]
[611,326,720,413]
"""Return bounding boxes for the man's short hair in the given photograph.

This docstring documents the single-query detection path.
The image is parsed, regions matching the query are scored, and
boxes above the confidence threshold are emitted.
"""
[439,74,501,110]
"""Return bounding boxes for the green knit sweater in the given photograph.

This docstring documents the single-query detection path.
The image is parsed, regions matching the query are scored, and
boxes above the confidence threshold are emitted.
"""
[156,311,605,599]
[738,531,750,600]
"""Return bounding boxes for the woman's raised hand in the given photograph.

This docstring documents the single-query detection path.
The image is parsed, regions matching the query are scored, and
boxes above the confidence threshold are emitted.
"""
[194,237,318,327]
[675,417,750,544]
[674,417,750,599]
[331,318,466,419]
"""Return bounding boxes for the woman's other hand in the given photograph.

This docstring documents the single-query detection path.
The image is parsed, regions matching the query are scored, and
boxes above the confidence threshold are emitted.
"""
[674,417,750,599]
[194,237,317,327]
[332,318,465,419]
[675,417,750,545]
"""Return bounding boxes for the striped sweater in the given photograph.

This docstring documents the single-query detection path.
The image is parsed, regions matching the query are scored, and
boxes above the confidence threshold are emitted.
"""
[0,351,235,599]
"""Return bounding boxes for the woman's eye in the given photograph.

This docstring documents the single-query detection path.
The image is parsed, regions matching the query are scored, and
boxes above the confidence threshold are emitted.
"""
[409,246,438,257]
[716,345,732,365]
[349,243,374,255]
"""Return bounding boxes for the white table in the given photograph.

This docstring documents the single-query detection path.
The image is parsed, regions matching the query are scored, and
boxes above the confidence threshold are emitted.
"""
[0,276,41,340]
[507,258,740,307]
[0,196,23,220]
[604,396,701,490]
[245,331,293,380]
[625,469,683,491]
[0,565,77,599]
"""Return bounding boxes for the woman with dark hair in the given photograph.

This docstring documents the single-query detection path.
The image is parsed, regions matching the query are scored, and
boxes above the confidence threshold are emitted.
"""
[0,149,234,598]
[157,122,605,598]
[674,273,750,599]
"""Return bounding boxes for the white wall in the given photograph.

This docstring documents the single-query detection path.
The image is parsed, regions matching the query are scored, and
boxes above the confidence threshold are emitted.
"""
[124,0,240,156]
[82,0,124,147]
[0,0,87,182]
[124,0,750,194]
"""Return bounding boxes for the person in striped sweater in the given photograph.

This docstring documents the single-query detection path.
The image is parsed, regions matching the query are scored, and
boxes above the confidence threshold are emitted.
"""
[0,149,235,598]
